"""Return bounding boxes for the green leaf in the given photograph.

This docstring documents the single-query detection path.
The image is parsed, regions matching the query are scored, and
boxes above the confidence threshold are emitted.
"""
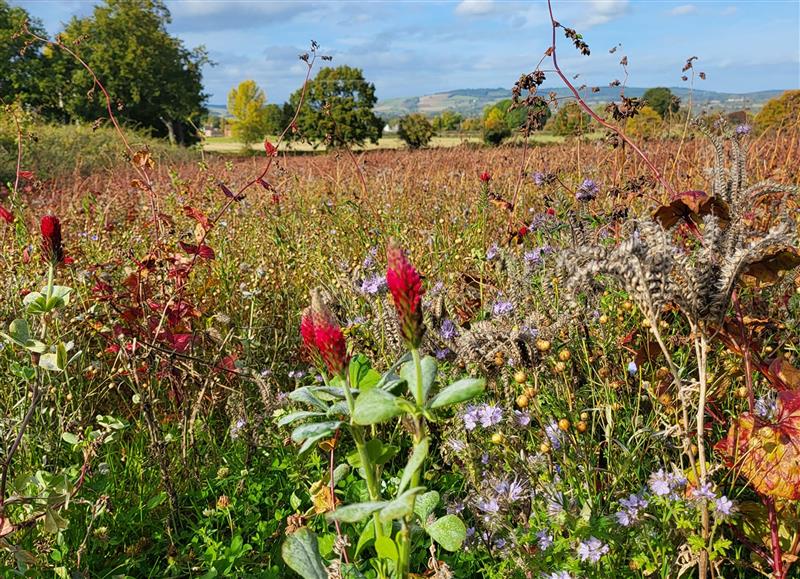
[400,356,438,401]
[398,438,429,494]
[277,411,325,427]
[56,342,68,370]
[281,528,328,579]
[352,388,404,425]
[413,490,439,522]
[428,377,485,409]
[61,432,80,446]
[288,388,328,411]
[425,514,466,552]
[291,421,341,444]
[378,487,425,522]
[326,501,386,523]
[38,353,62,372]
[374,536,399,563]
[364,438,398,466]
[43,508,68,534]
[7,319,31,345]
[350,354,381,392]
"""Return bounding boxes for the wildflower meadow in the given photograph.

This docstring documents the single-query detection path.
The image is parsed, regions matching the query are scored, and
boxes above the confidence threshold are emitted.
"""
[1,0,799,577]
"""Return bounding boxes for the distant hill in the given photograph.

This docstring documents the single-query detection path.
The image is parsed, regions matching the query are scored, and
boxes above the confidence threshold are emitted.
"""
[374,87,787,118]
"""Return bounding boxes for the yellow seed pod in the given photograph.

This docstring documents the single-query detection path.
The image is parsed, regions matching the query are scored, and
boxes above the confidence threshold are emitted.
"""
[642,318,652,328]
[558,418,571,431]
[524,386,538,398]
[580,411,589,421]
[514,371,528,384]
[491,432,504,444]
[558,349,571,362]
[735,386,749,399]
[516,395,529,409]
[599,314,609,325]
[656,367,670,380]
[598,367,609,378]
[539,442,551,453]
[622,301,633,311]
[658,393,672,406]
[576,421,588,433]
[554,361,566,373]
[535,339,551,352]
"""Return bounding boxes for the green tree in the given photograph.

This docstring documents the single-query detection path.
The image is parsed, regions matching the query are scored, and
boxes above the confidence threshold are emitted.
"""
[754,90,800,133]
[482,107,511,145]
[546,102,591,137]
[264,103,286,135]
[432,111,463,132]
[44,0,208,144]
[397,113,434,149]
[625,106,663,140]
[0,1,47,106]
[288,65,383,148]
[227,80,268,146]
[642,87,680,119]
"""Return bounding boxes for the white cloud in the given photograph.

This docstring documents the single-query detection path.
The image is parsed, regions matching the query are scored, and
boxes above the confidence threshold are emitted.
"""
[669,4,697,16]
[574,0,630,29]
[455,0,496,17]
[721,5,738,16]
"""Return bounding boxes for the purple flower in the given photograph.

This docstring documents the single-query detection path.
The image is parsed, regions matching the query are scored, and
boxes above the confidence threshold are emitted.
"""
[545,421,563,450]
[543,573,572,579]
[439,319,457,340]
[486,243,499,260]
[575,179,599,202]
[476,497,500,514]
[648,468,686,496]
[615,494,648,527]
[691,482,717,501]
[463,405,479,431]
[478,403,504,427]
[714,496,735,517]
[435,347,451,360]
[492,299,514,317]
[755,394,778,421]
[735,124,751,136]
[533,171,546,186]
[514,410,532,427]
[576,536,609,563]
[362,246,378,269]
[360,274,387,295]
[628,361,638,375]
[536,530,553,550]
[447,438,467,453]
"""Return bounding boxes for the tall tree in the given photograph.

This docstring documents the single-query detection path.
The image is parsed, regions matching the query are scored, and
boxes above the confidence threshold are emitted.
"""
[642,87,680,119]
[0,1,46,106]
[397,113,434,149]
[288,66,383,148]
[227,80,268,146]
[45,0,208,144]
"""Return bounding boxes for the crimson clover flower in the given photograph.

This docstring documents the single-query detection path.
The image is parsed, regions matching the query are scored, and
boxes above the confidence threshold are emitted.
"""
[40,215,65,265]
[0,205,13,224]
[300,296,349,377]
[479,171,492,183]
[386,241,425,348]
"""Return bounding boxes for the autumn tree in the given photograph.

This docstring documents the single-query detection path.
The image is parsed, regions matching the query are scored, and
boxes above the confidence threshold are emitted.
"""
[546,102,591,137]
[625,106,663,140]
[755,90,800,133]
[287,66,383,148]
[397,113,434,149]
[227,80,269,146]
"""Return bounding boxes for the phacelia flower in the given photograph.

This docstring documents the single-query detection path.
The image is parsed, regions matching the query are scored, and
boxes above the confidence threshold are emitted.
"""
[479,171,492,183]
[492,299,514,317]
[735,124,751,136]
[360,274,387,295]
[576,536,609,563]
[439,318,457,340]
[536,530,553,550]
[486,243,499,260]
[575,179,599,202]
[714,496,735,517]
[615,494,648,527]
[691,482,717,501]
[627,361,638,375]
[648,468,687,497]
[543,572,572,579]
[545,421,563,450]
[386,241,425,348]
[41,215,65,265]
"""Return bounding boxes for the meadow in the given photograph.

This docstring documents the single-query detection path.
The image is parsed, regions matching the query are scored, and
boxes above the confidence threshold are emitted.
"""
[1,116,799,578]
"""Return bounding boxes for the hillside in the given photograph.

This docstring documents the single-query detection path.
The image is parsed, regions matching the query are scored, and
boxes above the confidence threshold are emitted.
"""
[373,86,786,118]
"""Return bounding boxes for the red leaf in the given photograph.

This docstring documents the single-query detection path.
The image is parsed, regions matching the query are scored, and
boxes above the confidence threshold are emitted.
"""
[264,140,277,156]
[179,241,215,260]
[219,182,245,201]
[652,190,730,228]
[183,206,212,231]
[17,170,34,180]
[0,205,13,224]
[169,333,193,352]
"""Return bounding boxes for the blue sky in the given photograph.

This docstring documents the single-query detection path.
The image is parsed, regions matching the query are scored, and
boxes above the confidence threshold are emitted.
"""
[15,0,800,105]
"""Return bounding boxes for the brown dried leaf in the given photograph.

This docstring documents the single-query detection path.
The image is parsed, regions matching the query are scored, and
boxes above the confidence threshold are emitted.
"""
[652,190,730,228]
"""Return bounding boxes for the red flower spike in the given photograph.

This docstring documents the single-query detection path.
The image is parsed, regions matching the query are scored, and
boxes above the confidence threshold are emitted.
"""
[386,241,425,348]
[0,205,13,224]
[40,215,64,265]
[518,225,528,238]
[313,312,348,377]
[479,171,491,183]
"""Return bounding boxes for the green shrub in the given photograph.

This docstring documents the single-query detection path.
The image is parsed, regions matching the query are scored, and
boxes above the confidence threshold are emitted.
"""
[397,114,435,149]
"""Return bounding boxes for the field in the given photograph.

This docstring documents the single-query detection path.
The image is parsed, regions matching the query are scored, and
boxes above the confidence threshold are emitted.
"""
[1,122,799,578]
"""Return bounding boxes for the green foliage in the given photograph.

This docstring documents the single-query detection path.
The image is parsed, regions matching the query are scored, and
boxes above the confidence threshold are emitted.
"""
[642,87,680,119]
[397,113,434,149]
[288,65,383,148]
[227,80,269,147]
[482,108,511,145]
[755,90,800,133]
[0,1,47,105]
[547,101,592,137]
[432,111,463,132]
[625,106,663,140]
[40,0,208,144]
